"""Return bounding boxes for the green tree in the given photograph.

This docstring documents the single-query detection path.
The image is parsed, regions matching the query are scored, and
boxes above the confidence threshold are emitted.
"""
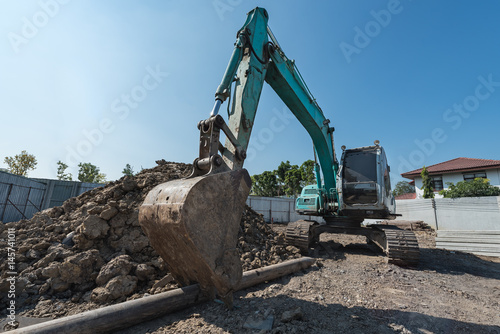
[78,162,106,183]
[56,160,72,181]
[251,171,278,197]
[275,160,292,195]
[421,166,434,199]
[4,150,37,176]
[122,164,134,176]
[439,178,500,198]
[392,181,415,197]
[284,166,302,196]
[300,160,316,186]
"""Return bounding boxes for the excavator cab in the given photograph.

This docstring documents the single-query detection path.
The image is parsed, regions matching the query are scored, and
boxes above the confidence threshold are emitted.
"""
[296,185,325,216]
[338,143,396,219]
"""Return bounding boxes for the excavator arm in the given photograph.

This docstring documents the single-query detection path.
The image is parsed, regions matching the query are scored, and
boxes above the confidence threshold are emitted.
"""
[195,7,337,203]
[139,7,400,308]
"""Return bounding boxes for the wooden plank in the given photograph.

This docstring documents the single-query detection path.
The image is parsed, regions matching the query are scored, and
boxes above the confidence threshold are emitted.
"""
[11,257,315,334]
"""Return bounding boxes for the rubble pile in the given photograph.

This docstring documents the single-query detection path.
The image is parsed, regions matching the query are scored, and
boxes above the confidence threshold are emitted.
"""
[0,161,298,318]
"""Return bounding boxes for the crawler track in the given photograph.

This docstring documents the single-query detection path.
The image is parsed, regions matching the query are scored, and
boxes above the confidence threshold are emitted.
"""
[284,220,420,266]
[284,220,316,253]
[372,225,420,266]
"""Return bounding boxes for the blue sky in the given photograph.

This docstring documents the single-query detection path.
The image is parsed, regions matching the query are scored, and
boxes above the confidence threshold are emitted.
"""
[1,0,499,185]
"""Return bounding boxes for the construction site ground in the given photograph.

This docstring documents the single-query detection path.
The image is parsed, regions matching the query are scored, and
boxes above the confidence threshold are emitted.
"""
[1,162,499,333]
[118,229,500,334]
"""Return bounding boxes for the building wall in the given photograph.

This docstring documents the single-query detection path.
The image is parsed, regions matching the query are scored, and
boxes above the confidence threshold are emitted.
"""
[411,168,500,199]
[487,169,500,186]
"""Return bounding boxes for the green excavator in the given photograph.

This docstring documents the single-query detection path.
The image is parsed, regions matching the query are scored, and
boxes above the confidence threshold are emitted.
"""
[139,7,419,306]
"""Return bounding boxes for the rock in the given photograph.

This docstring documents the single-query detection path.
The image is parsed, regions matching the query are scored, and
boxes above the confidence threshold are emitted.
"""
[109,213,127,227]
[61,231,75,246]
[96,255,133,286]
[58,250,103,285]
[281,307,303,323]
[50,278,70,293]
[81,215,109,239]
[109,229,149,253]
[32,241,52,251]
[91,275,138,303]
[122,177,138,192]
[100,206,119,220]
[26,249,41,260]
[41,262,60,278]
[135,263,156,281]
[152,274,174,290]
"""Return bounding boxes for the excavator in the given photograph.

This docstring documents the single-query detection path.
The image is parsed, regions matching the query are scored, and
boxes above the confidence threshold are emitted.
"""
[139,7,419,306]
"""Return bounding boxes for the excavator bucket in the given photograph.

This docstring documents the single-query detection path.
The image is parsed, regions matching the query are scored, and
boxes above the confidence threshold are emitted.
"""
[138,169,251,304]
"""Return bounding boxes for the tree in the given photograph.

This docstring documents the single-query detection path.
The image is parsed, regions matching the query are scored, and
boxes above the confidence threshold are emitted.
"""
[3,150,37,176]
[392,181,415,197]
[78,162,106,183]
[275,160,292,195]
[300,160,316,186]
[56,160,72,181]
[284,166,302,196]
[421,166,434,199]
[439,178,500,198]
[122,164,134,176]
[251,171,278,197]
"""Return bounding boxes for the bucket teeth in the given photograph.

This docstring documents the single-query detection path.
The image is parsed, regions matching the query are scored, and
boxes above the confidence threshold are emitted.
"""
[139,169,251,301]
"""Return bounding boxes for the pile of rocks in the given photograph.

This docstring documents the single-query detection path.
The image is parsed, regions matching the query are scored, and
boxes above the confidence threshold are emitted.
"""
[0,161,298,318]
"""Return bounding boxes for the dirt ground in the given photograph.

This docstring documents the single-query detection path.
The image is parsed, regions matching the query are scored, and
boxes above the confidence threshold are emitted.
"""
[1,160,499,333]
[116,228,500,334]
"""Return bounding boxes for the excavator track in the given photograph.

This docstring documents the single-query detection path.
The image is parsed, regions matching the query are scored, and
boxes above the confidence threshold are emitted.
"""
[372,225,420,266]
[285,220,317,253]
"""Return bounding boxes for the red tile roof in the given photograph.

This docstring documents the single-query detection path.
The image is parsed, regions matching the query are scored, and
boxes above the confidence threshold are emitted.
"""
[401,158,500,179]
[395,192,417,200]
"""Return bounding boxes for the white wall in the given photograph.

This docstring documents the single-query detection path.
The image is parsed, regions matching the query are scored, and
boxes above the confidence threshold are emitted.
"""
[396,199,437,228]
[487,169,500,186]
[246,196,323,224]
[396,196,500,231]
[411,168,500,199]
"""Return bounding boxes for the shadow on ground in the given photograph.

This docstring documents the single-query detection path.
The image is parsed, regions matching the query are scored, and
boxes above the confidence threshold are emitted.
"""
[116,293,500,334]
[416,248,500,279]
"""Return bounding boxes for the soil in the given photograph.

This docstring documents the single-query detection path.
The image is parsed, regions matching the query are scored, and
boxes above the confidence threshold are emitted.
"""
[0,160,499,333]
[116,229,500,334]
[0,161,300,331]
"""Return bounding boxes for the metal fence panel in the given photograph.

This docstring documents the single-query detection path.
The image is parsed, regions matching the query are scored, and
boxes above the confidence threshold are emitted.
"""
[0,172,46,222]
[1,172,104,223]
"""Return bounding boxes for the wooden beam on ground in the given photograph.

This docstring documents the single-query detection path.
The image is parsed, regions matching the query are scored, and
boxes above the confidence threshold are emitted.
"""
[12,257,315,334]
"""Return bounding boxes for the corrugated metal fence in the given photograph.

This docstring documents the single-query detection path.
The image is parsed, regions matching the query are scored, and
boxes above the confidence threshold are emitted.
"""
[0,171,103,223]
[0,173,46,223]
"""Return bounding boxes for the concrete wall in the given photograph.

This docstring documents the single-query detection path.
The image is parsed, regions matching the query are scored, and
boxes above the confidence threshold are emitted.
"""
[246,196,323,224]
[397,196,500,257]
[396,197,500,231]
[395,199,437,228]
[434,197,500,231]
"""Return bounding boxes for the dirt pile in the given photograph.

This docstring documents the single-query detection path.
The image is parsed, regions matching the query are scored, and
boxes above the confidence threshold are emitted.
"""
[0,161,298,319]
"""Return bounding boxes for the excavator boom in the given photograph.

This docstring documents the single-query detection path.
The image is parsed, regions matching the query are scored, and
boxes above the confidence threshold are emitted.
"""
[139,7,410,307]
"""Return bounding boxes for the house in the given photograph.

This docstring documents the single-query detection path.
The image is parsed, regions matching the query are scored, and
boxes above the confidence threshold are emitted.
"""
[401,157,500,199]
